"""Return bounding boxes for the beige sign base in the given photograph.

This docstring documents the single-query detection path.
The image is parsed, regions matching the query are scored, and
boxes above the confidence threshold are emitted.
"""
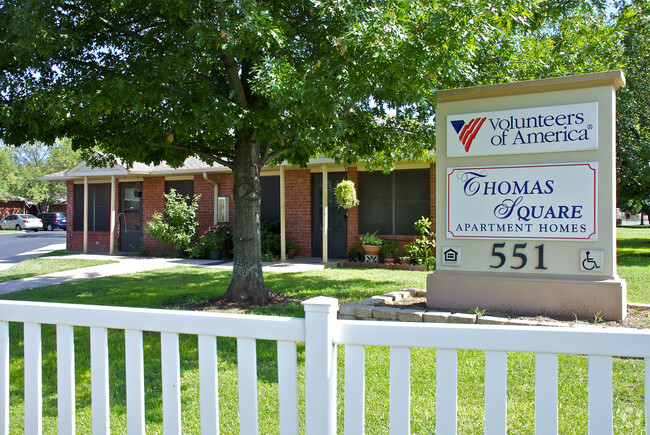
[427,270,627,321]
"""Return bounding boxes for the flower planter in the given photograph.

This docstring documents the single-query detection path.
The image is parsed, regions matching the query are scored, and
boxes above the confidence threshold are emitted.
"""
[362,244,381,256]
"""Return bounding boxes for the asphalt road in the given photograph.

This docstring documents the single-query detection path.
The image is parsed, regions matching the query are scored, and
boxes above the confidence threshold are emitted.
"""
[0,230,66,270]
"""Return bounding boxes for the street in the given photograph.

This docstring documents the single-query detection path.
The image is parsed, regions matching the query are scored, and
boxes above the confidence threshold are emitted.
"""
[0,230,66,270]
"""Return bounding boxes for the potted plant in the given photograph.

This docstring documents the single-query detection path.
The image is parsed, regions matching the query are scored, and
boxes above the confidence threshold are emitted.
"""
[199,224,232,260]
[348,243,361,262]
[380,239,399,264]
[334,179,359,209]
[360,231,382,256]
[286,240,298,259]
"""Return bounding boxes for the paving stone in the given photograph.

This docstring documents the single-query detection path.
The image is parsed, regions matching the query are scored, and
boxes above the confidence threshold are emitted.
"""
[422,311,451,323]
[338,314,356,320]
[448,313,477,324]
[396,309,425,322]
[405,288,427,297]
[477,316,507,325]
[360,298,385,306]
[354,306,374,318]
[371,295,394,303]
[506,319,539,327]
[373,307,400,320]
[339,303,361,316]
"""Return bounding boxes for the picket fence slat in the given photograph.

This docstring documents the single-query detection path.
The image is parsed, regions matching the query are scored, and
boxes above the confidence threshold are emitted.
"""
[90,327,110,435]
[277,340,299,435]
[161,332,182,434]
[238,338,258,435]
[535,353,558,434]
[24,322,42,435]
[125,329,145,435]
[588,355,613,434]
[344,345,365,435]
[0,321,8,435]
[56,324,75,434]
[390,347,411,434]
[436,348,457,434]
[0,300,305,342]
[485,351,507,434]
[0,299,649,434]
[198,334,219,435]
[646,358,650,435]
[335,320,650,358]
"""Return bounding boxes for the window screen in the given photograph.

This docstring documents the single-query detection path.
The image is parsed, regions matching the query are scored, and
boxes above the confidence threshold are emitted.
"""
[73,183,111,232]
[358,169,430,235]
[165,180,194,205]
[260,176,280,225]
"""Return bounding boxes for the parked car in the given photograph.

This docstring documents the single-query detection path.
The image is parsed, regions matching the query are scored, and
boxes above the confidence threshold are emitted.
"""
[0,214,43,231]
[38,212,67,231]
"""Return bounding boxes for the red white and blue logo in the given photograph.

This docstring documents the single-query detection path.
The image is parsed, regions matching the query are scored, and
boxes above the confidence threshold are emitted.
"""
[450,117,487,153]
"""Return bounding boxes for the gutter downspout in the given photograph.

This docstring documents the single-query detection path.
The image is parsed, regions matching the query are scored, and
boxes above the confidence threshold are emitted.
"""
[203,172,219,224]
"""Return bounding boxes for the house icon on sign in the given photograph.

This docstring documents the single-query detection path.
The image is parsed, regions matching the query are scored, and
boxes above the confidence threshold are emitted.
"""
[442,247,461,266]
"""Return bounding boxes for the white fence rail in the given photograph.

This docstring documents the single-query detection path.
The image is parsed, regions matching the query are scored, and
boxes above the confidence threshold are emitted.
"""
[1,296,649,434]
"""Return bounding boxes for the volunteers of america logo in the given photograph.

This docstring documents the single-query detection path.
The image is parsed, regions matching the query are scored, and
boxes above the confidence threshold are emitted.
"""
[450,117,487,152]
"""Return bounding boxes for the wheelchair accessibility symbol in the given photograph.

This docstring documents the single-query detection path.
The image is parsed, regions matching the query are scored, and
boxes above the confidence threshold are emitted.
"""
[580,249,603,272]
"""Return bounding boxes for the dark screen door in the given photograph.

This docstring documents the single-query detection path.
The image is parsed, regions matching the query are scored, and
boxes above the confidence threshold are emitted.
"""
[312,173,347,258]
[120,183,143,252]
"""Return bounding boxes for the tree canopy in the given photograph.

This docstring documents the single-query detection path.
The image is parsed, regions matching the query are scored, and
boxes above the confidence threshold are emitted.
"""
[616,0,650,220]
[0,139,81,213]
[0,0,618,301]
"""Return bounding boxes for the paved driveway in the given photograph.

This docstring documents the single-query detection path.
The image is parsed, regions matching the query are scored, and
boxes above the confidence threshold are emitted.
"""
[0,230,66,271]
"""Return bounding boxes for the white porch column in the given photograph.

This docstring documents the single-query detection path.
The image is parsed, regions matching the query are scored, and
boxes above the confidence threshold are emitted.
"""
[83,176,88,254]
[280,166,286,261]
[109,176,116,255]
[322,164,328,263]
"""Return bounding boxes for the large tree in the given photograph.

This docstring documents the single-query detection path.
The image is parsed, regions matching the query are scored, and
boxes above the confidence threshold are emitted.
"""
[616,0,650,221]
[0,0,613,302]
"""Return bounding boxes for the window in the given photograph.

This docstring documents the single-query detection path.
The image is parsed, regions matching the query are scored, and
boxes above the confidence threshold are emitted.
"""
[260,176,280,225]
[358,169,430,235]
[165,180,194,205]
[73,183,111,232]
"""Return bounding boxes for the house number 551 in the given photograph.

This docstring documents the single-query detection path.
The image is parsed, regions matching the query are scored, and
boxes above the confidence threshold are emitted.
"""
[489,243,548,270]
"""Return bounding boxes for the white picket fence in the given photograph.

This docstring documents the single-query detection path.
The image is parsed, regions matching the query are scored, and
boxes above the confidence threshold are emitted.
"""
[0,296,649,434]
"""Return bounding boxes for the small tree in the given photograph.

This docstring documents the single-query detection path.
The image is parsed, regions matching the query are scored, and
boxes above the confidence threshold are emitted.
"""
[144,189,200,256]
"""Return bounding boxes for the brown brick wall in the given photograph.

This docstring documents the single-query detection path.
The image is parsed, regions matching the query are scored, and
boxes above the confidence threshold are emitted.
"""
[285,169,312,257]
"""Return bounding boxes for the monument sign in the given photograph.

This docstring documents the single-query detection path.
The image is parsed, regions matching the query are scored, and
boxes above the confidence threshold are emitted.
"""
[427,71,627,320]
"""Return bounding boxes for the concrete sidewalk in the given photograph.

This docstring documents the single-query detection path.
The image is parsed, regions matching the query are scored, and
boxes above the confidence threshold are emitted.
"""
[0,254,337,295]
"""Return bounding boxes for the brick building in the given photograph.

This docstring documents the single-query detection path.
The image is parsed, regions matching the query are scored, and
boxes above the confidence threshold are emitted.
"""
[42,156,435,261]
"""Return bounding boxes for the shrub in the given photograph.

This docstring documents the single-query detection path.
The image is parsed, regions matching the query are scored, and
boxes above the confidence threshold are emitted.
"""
[261,221,281,259]
[404,217,436,270]
[144,189,200,256]
[380,239,400,256]
[199,224,232,251]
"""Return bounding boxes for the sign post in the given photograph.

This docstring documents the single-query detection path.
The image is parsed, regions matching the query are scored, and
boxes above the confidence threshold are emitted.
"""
[428,71,627,320]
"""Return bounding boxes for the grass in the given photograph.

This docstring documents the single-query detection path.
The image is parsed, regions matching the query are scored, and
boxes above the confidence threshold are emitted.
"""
[0,228,648,433]
[0,256,117,283]
[616,226,650,303]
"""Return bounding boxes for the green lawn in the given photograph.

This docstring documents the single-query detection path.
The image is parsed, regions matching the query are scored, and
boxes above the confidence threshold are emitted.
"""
[0,229,647,433]
[616,226,650,303]
[0,257,117,283]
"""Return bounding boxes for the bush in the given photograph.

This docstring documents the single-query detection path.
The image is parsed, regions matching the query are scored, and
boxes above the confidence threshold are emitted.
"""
[404,217,436,270]
[144,189,200,256]
[261,221,281,259]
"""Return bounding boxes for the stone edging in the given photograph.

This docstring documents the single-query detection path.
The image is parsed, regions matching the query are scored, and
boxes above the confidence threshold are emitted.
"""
[338,288,572,327]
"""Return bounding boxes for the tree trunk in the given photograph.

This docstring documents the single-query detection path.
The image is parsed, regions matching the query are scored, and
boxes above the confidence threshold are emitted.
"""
[222,137,270,303]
